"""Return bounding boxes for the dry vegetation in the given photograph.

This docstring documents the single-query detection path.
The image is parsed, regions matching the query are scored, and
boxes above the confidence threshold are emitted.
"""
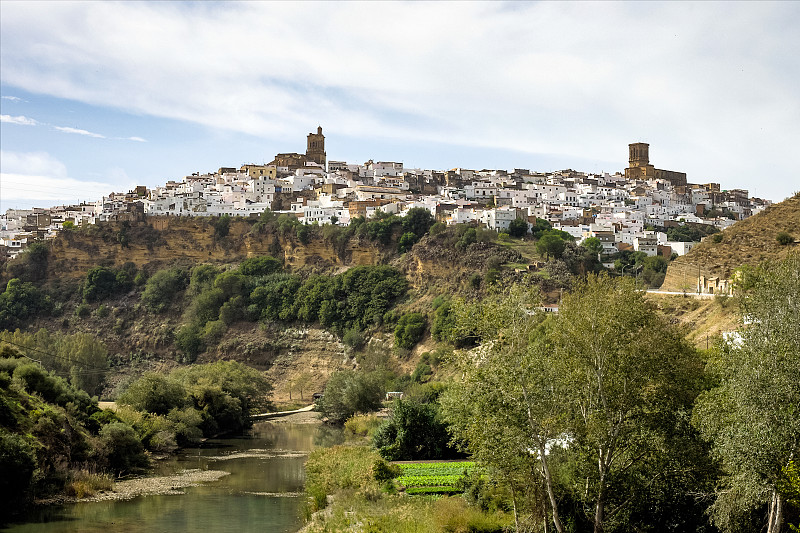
[662,192,800,290]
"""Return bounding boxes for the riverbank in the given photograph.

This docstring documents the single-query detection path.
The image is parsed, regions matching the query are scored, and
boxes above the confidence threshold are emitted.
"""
[36,469,231,505]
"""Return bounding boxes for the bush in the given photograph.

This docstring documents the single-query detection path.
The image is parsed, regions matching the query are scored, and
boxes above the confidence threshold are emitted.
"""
[211,214,231,238]
[0,278,53,330]
[402,207,435,239]
[394,312,426,350]
[175,324,204,361]
[318,370,383,424]
[305,445,382,511]
[372,458,402,482]
[398,231,418,253]
[82,267,123,302]
[777,231,794,245]
[343,328,366,351]
[118,373,188,415]
[141,268,189,313]
[0,430,37,504]
[238,255,282,277]
[99,422,148,474]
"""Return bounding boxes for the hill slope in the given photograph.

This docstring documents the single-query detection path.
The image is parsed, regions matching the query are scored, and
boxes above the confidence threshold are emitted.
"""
[662,193,800,291]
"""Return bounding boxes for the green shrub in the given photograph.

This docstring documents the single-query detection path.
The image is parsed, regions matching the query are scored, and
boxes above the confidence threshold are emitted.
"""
[343,328,366,350]
[394,313,426,349]
[777,231,794,245]
[83,267,122,302]
[304,445,382,511]
[175,324,204,361]
[118,373,188,415]
[373,458,402,482]
[398,231,419,253]
[507,217,529,237]
[0,430,37,504]
[238,255,282,277]
[141,268,189,313]
[0,278,53,330]
[99,422,148,474]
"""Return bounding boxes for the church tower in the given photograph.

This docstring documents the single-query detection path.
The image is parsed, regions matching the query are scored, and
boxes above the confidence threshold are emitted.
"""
[628,143,650,168]
[306,126,326,167]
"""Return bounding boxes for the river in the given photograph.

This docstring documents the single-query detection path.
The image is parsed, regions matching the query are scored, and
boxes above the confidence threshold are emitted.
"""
[2,421,342,533]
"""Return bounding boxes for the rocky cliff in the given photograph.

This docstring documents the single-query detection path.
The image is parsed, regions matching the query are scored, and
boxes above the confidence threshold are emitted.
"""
[44,216,387,280]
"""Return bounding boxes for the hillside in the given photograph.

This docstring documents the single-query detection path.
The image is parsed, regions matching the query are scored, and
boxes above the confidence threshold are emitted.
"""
[661,192,800,291]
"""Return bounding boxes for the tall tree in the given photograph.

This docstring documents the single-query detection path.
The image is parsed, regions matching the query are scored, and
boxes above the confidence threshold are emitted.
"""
[694,253,800,533]
[442,276,709,533]
[554,275,705,533]
[441,285,568,532]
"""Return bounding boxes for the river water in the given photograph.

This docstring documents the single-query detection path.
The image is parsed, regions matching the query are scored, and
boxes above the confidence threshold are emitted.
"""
[3,421,342,533]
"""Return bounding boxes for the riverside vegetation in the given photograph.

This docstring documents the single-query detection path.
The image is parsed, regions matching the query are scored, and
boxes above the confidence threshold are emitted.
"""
[1,204,799,531]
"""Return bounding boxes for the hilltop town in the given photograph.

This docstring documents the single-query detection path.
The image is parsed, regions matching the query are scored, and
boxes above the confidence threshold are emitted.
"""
[0,127,771,266]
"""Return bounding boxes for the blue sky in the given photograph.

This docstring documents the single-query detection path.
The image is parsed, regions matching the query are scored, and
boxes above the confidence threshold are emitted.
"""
[2,1,799,211]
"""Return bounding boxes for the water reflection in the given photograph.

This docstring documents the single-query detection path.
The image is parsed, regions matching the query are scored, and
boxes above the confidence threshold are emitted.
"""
[3,422,341,533]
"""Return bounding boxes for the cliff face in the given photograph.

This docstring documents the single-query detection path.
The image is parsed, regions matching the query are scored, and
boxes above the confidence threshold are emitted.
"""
[661,193,800,291]
[45,217,386,279]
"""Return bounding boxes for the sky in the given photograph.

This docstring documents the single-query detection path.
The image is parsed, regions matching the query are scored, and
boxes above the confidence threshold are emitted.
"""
[1,1,799,211]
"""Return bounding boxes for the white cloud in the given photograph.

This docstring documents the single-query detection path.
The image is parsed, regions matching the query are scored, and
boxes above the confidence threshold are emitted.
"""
[1,114,38,126]
[0,151,131,207]
[53,126,105,138]
[0,2,798,199]
[1,95,24,102]
[125,136,147,142]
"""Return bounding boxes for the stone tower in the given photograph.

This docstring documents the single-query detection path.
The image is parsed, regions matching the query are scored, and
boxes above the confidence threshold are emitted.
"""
[306,126,326,167]
[629,143,649,168]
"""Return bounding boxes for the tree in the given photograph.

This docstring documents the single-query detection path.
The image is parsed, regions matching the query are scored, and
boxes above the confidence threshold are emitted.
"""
[441,285,567,531]
[398,231,418,253]
[118,373,188,415]
[507,218,529,238]
[694,254,800,533]
[373,399,460,460]
[442,277,709,533]
[553,275,706,533]
[141,268,189,313]
[0,278,52,330]
[239,256,282,277]
[82,266,122,302]
[317,370,383,424]
[402,207,434,239]
[212,214,231,238]
[536,232,567,259]
[583,237,603,256]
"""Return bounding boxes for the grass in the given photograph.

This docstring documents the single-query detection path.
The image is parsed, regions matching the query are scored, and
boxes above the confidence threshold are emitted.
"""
[344,413,384,439]
[65,470,113,499]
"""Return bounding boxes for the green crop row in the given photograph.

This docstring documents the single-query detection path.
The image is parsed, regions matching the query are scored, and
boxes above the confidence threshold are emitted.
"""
[398,474,463,488]
[405,486,462,495]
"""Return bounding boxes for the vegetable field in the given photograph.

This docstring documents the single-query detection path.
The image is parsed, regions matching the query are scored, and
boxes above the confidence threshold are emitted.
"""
[396,461,476,495]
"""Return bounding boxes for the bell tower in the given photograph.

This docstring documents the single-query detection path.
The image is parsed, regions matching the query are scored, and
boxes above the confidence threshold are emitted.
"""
[306,126,326,167]
[628,143,649,168]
